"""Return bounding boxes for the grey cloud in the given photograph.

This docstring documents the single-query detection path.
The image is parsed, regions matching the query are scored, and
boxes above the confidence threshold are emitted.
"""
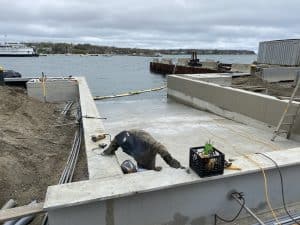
[1,0,300,50]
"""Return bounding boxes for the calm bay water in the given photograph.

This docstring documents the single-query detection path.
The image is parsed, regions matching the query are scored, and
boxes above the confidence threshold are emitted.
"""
[0,54,256,98]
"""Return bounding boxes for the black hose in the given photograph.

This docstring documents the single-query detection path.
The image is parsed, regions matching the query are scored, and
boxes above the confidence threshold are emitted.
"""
[214,192,245,225]
[255,152,300,225]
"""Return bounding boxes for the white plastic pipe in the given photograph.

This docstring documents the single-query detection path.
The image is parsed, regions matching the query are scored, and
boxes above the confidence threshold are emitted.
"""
[2,199,17,225]
[1,199,16,210]
[13,201,37,225]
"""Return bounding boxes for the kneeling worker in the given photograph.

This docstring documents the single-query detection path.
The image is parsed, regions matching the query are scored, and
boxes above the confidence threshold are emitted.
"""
[102,129,184,172]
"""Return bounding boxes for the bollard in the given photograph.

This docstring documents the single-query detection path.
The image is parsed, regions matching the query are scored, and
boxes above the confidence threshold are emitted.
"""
[0,66,4,85]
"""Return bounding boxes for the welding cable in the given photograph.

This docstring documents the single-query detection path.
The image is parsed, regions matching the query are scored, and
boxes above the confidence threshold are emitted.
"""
[214,192,245,225]
[255,152,300,225]
[244,154,282,225]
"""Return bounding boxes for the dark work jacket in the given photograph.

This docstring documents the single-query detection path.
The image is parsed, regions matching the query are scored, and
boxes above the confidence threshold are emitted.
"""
[114,130,169,169]
[104,129,175,170]
[115,131,148,159]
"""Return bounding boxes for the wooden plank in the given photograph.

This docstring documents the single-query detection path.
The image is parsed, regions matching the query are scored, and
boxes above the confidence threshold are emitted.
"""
[0,202,44,222]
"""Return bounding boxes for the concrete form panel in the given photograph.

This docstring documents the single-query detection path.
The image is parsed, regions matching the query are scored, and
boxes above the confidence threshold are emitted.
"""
[27,78,79,103]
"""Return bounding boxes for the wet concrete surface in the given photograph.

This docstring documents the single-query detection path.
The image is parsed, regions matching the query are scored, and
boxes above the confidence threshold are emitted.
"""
[97,97,300,168]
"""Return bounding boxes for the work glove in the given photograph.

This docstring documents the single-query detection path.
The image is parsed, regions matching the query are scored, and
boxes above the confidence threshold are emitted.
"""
[163,154,182,169]
[169,159,181,168]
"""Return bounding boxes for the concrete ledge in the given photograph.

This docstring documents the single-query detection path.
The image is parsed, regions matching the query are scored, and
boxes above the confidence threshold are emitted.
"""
[44,148,300,225]
[77,77,123,180]
[44,148,300,210]
[167,75,300,137]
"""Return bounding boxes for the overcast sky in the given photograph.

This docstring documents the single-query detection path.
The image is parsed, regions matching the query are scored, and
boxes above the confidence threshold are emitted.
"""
[1,0,300,50]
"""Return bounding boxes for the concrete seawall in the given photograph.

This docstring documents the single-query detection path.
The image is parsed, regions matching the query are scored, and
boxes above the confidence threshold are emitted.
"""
[42,77,300,225]
[167,75,300,139]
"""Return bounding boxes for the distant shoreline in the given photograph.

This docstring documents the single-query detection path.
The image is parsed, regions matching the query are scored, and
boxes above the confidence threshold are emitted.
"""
[26,42,256,56]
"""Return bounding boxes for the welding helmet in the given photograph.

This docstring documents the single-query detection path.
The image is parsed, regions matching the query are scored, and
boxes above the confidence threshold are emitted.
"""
[121,160,137,174]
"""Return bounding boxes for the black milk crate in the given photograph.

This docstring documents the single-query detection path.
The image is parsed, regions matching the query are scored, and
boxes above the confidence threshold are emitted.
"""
[189,146,225,177]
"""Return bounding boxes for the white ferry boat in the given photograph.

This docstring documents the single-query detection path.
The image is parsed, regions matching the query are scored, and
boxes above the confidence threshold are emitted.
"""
[0,42,38,57]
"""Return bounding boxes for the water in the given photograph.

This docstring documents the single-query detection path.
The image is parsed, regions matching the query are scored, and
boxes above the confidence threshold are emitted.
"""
[0,54,256,96]
[0,54,257,134]
[0,55,165,97]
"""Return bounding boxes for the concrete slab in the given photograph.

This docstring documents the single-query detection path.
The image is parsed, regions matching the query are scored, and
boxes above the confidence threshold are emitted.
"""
[97,98,300,169]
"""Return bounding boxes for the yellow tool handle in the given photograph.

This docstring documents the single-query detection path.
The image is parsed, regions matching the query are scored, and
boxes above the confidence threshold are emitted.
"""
[225,165,242,170]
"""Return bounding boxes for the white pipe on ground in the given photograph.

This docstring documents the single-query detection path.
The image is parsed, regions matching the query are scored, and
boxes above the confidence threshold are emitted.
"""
[2,199,17,225]
[1,199,16,210]
[3,220,18,225]
[13,201,37,225]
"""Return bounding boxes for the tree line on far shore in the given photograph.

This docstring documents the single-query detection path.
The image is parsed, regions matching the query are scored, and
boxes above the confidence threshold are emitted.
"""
[26,42,256,56]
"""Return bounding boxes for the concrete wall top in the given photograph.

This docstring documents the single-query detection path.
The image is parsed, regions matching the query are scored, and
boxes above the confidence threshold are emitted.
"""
[77,77,123,180]
[178,73,233,86]
[177,72,249,79]
[44,147,300,210]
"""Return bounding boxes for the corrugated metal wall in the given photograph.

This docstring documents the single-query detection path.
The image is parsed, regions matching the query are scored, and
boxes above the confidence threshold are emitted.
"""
[257,39,300,66]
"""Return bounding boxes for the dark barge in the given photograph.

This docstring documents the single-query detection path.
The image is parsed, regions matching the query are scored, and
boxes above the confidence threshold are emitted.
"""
[150,52,232,75]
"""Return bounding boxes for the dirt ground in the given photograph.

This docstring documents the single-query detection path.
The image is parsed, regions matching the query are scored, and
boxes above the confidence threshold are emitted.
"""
[0,85,88,224]
[232,75,300,98]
